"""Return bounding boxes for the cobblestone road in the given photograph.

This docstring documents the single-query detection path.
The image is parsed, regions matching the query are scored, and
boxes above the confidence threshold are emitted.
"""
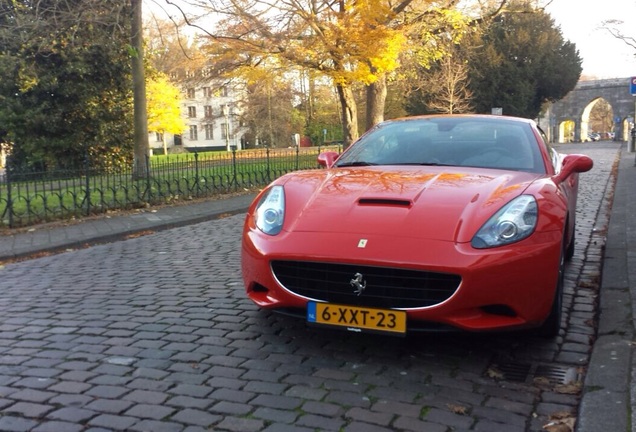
[0,142,620,432]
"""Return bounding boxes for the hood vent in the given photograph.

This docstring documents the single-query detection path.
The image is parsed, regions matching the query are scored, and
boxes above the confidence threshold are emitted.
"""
[358,198,412,207]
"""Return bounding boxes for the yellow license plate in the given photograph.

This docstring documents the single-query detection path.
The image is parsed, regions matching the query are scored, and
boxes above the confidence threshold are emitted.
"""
[307,302,406,335]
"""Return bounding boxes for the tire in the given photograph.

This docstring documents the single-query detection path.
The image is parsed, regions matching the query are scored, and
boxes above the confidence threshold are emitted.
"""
[536,243,565,338]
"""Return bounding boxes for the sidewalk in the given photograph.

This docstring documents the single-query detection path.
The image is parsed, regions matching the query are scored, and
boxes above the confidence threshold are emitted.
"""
[0,192,257,262]
[577,147,636,432]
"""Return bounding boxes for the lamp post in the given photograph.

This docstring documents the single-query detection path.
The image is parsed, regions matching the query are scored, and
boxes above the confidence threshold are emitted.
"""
[222,104,230,151]
[630,76,636,152]
[632,99,636,152]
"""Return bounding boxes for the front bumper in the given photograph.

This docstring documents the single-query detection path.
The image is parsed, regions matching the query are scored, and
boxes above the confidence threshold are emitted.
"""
[241,229,562,333]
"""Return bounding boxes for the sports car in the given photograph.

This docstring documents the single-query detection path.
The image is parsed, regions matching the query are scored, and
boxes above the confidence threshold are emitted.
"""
[241,114,593,337]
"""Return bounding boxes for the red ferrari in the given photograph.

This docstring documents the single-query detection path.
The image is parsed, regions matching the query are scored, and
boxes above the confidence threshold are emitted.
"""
[241,115,593,337]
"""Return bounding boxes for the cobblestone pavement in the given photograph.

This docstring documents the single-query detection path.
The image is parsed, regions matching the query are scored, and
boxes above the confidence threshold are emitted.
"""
[0,142,620,432]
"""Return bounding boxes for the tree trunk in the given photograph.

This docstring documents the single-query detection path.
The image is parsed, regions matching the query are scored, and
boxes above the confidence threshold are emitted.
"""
[366,73,387,131]
[335,83,359,148]
[131,0,149,179]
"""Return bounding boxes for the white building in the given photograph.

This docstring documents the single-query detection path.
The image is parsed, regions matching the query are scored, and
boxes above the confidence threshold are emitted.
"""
[149,76,247,155]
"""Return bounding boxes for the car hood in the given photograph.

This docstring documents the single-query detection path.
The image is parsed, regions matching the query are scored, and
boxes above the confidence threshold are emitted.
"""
[278,167,541,243]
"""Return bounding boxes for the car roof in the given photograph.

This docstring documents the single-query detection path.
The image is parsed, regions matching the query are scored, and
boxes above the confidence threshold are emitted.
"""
[382,114,536,126]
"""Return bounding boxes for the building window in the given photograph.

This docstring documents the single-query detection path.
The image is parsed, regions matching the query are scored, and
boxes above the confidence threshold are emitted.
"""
[204,105,213,118]
[189,125,198,141]
[188,106,197,118]
[205,124,214,140]
[203,87,213,98]
[186,88,195,98]
[155,132,163,142]
[185,69,195,78]
[220,85,228,97]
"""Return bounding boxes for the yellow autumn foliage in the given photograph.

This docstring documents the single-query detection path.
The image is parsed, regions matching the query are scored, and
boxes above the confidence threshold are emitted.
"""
[146,73,186,136]
[209,0,474,87]
[197,0,476,141]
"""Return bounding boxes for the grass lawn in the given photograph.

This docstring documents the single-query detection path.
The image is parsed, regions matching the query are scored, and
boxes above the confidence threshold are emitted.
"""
[0,146,338,228]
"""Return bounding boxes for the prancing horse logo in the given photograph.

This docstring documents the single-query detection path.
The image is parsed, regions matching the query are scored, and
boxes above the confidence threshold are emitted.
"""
[350,273,367,296]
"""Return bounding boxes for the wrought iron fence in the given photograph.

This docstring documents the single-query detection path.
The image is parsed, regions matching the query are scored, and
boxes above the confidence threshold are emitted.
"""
[0,145,340,228]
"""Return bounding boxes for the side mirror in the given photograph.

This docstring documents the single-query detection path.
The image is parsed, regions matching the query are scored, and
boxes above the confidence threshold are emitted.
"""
[553,154,594,183]
[317,151,339,168]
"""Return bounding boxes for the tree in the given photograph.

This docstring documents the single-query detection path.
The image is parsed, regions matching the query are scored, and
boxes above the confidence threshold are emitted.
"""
[467,2,582,118]
[403,33,475,116]
[0,0,134,171]
[131,0,150,178]
[363,3,471,128]
[238,65,298,148]
[361,0,516,129]
[423,56,474,114]
[165,0,446,146]
[603,19,636,51]
[588,98,613,134]
[303,78,344,145]
[146,73,187,154]
[144,15,207,80]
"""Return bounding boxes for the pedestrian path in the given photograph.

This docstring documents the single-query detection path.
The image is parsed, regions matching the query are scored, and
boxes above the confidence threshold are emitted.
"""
[577,146,636,432]
[0,192,257,262]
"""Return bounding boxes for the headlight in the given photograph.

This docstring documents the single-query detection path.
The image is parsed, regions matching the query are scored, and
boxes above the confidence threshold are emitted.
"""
[471,195,537,248]
[255,185,285,235]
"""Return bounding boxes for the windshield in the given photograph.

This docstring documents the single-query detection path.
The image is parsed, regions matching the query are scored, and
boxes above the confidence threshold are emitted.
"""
[334,117,546,174]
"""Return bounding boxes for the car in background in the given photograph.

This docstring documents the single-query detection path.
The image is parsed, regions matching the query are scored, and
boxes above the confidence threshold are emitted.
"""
[241,114,593,337]
[588,132,600,141]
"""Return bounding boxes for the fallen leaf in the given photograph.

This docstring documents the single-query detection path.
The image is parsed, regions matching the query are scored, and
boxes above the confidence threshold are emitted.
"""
[486,367,504,380]
[543,422,572,432]
[543,414,576,432]
[123,230,155,239]
[446,404,468,415]
[554,381,582,395]
[533,376,552,390]
[549,410,574,420]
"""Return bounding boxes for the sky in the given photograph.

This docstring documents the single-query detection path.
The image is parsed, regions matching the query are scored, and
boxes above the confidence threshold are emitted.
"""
[545,0,636,80]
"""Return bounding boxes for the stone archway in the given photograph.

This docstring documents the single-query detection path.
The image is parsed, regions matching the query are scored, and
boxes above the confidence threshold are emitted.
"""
[541,78,635,143]
[579,97,614,141]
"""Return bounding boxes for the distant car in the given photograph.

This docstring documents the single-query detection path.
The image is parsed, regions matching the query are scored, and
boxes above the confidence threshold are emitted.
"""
[241,114,593,337]
[588,132,600,141]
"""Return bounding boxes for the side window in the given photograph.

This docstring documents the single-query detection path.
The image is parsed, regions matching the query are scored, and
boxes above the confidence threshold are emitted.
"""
[537,126,548,143]
[545,144,560,172]
[536,126,559,172]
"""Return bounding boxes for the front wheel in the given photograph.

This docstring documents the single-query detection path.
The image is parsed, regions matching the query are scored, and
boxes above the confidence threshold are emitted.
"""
[536,244,565,338]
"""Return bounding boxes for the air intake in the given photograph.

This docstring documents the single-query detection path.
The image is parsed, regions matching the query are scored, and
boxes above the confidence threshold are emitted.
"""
[358,198,412,207]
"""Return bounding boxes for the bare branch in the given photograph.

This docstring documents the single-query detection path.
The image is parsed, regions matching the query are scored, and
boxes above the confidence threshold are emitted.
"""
[603,19,636,51]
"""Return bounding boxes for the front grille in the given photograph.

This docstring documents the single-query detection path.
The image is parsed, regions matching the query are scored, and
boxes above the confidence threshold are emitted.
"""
[271,261,461,309]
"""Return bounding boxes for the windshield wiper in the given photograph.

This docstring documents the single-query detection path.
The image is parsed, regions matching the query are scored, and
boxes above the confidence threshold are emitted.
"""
[335,161,378,167]
[393,162,454,167]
